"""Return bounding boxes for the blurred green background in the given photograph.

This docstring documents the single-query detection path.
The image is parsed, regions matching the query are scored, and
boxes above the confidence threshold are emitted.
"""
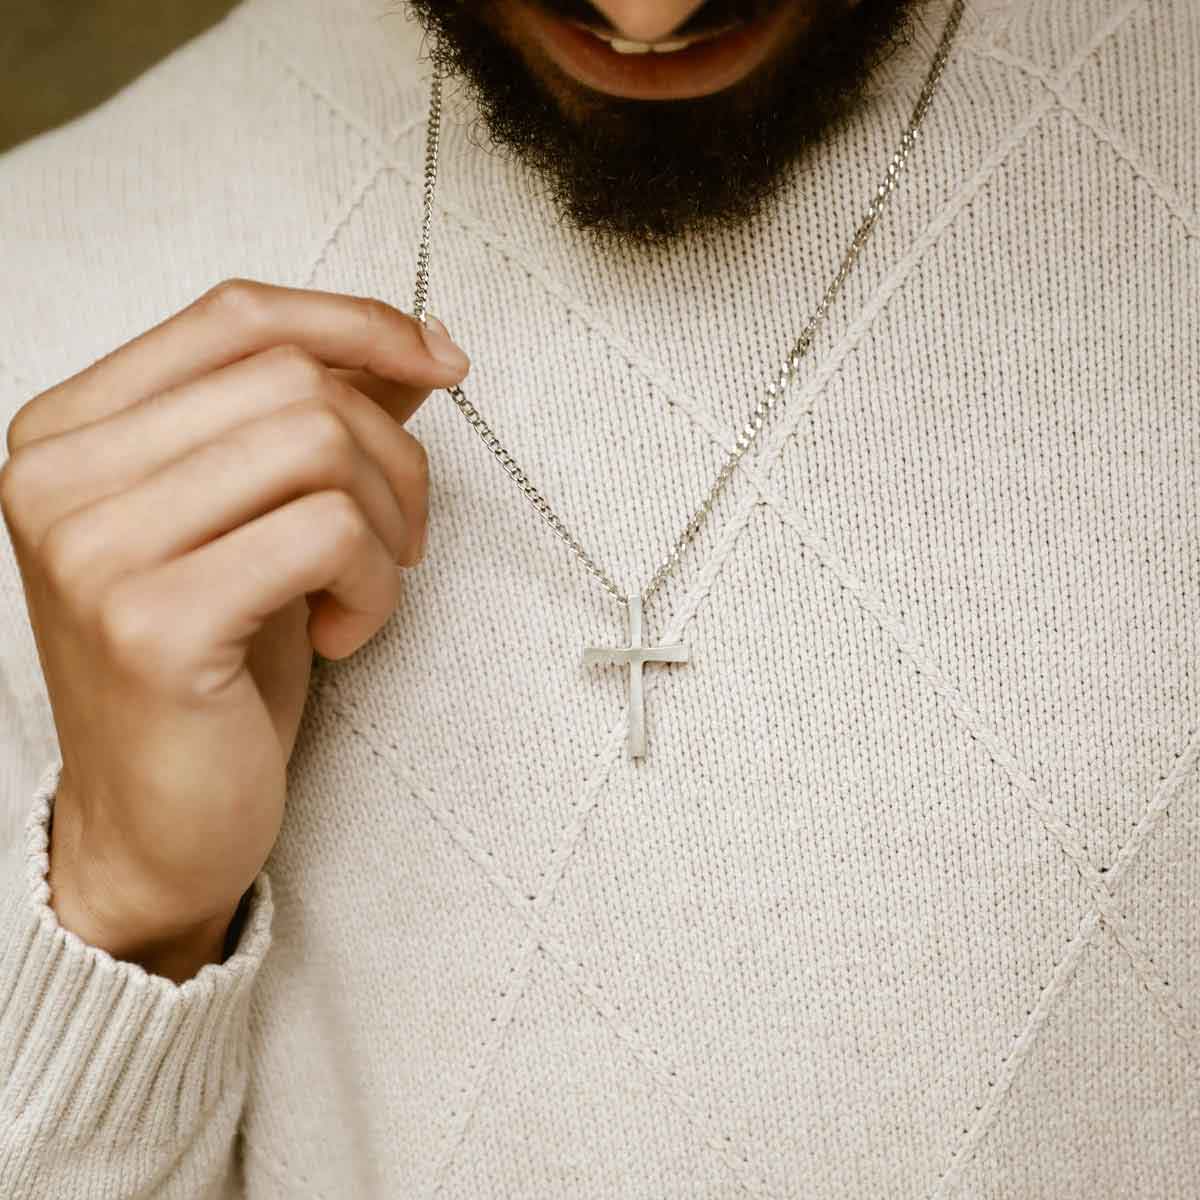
[1,0,239,154]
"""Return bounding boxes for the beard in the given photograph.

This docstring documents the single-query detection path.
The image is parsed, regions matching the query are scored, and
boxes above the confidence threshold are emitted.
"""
[400,0,922,246]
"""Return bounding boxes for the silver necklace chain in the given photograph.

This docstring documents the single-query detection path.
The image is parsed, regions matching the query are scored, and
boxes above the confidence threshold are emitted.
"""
[412,0,964,610]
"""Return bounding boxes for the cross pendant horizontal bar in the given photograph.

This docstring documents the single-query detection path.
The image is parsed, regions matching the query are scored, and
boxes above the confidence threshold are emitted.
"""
[583,594,688,759]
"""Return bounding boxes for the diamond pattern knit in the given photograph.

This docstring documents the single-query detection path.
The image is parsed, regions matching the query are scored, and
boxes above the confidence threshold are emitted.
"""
[1,0,1197,1196]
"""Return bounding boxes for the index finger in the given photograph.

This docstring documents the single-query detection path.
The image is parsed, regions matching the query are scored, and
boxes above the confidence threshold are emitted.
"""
[8,278,469,447]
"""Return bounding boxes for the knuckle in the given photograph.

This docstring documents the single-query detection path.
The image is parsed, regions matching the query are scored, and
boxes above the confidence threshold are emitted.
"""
[317,490,370,559]
[39,511,102,598]
[0,447,32,521]
[360,295,399,344]
[96,583,161,670]
[5,401,38,456]
[267,343,327,393]
[1,443,61,551]
[301,404,356,465]
[197,277,267,328]
[5,384,55,456]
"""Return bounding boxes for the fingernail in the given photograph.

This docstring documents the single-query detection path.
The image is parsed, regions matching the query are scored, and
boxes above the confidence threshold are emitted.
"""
[419,313,470,373]
[413,519,429,564]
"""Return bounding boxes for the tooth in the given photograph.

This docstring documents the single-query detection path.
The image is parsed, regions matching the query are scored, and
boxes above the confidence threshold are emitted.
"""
[650,39,689,53]
[607,38,653,54]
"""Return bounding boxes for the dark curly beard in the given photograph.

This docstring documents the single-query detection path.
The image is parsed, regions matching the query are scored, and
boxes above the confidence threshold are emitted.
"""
[398,0,921,247]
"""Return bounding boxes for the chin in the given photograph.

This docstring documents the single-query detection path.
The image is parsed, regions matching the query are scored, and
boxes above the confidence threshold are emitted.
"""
[407,0,920,243]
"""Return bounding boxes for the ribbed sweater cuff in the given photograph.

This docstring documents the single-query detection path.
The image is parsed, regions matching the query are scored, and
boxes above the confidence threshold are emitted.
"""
[0,756,273,1152]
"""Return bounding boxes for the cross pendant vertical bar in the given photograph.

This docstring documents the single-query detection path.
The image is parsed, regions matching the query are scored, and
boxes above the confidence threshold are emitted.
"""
[583,594,688,759]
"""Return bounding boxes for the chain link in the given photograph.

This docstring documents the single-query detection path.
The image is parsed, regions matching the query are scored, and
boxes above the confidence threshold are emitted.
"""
[413,0,964,609]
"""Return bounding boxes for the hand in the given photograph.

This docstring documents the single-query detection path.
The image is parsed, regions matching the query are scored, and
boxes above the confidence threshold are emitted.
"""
[0,279,469,981]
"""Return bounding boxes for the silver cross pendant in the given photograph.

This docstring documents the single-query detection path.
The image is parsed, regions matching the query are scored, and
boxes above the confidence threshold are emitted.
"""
[583,594,688,759]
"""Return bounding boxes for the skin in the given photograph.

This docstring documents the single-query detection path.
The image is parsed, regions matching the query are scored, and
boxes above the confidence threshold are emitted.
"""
[4,1,909,982]
[0,282,469,982]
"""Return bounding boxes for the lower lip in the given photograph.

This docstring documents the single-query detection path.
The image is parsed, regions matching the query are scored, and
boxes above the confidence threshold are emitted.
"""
[512,0,794,101]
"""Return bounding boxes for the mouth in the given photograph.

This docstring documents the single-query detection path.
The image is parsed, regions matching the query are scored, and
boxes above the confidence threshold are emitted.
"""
[509,0,799,100]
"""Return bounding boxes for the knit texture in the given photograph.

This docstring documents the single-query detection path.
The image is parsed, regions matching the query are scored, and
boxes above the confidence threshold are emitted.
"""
[1,0,1197,1196]
[0,763,273,1197]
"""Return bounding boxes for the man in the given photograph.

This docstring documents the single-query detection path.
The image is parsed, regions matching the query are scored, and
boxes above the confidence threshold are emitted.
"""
[0,0,1196,1195]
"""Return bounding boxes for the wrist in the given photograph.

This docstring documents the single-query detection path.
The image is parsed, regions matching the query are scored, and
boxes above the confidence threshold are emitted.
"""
[47,781,239,984]
[48,858,237,983]
[53,878,235,983]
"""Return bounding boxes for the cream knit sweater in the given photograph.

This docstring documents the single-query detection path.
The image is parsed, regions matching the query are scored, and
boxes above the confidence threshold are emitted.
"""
[2,0,1198,1195]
